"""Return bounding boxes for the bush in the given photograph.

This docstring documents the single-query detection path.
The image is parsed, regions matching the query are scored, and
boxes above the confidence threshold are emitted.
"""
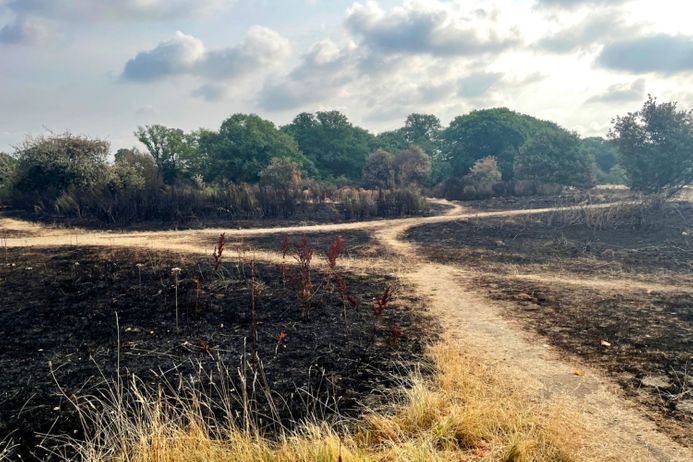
[363,149,396,189]
[10,134,109,213]
[395,146,431,187]
[461,156,502,199]
[0,152,17,204]
[514,130,595,188]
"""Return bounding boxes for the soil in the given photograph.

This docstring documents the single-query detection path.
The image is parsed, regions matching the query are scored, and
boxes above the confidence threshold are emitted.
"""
[461,189,636,213]
[0,246,434,460]
[238,230,384,259]
[405,202,693,444]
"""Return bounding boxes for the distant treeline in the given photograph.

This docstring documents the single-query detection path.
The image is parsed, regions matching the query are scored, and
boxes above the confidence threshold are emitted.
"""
[1,97,691,224]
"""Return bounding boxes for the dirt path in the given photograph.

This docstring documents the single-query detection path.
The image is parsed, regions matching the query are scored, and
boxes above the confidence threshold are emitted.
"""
[372,205,692,462]
[2,200,691,460]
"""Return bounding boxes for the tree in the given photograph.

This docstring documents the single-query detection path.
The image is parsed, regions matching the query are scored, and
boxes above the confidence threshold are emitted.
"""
[260,157,302,190]
[0,152,18,199]
[134,125,198,184]
[283,111,374,180]
[395,146,431,187]
[11,134,109,209]
[204,114,314,184]
[514,129,595,188]
[401,113,442,158]
[581,137,626,185]
[363,149,396,189]
[463,156,502,198]
[610,96,693,194]
[441,108,565,180]
[114,148,160,187]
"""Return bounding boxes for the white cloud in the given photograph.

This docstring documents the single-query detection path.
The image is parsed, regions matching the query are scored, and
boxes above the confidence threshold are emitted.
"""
[1,0,232,21]
[0,15,47,45]
[585,79,646,104]
[122,27,290,84]
[344,0,519,57]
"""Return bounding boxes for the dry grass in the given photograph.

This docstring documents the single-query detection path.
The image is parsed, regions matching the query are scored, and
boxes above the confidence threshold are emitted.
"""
[44,338,584,462]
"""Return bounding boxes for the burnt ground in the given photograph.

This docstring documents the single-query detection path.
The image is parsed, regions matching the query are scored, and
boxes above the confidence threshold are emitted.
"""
[406,201,693,445]
[0,245,434,460]
[236,230,385,259]
[459,188,636,213]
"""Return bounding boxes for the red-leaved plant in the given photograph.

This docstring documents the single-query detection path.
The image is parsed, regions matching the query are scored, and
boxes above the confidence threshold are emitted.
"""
[212,232,226,272]
[372,285,392,338]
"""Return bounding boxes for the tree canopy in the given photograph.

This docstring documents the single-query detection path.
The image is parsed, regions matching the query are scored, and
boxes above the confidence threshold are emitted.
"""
[11,134,109,204]
[441,108,565,180]
[134,125,198,184]
[610,95,693,194]
[514,129,595,188]
[203,114,315,184]
[283,111,374,180]
[0,152,18,201]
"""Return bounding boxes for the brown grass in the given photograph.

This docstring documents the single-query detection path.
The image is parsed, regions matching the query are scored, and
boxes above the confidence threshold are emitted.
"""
[47,338,584,462]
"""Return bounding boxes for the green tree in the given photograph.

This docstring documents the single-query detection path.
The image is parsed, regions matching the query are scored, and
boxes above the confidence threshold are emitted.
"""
[610,96,693,194]
[581,137,626,185]
[441,108,565,180]
[204,114,314,183]
[376,113,441,156]
[13,133,109,207]
[514,130,595,188]
[114,148,161,187]
[401,113,442,158]
[363,149,396,189]
[283,111,374,180]
[134,125,200,184]
[0,152,18,200]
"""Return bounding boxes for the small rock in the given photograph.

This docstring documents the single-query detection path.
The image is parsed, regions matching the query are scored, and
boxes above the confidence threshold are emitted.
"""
[600,340,611,347]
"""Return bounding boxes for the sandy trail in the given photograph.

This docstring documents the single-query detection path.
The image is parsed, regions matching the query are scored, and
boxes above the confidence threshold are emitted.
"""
[2,200,691,460]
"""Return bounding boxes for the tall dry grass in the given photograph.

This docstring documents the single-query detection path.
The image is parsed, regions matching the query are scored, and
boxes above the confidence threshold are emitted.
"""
[41,338,585,462]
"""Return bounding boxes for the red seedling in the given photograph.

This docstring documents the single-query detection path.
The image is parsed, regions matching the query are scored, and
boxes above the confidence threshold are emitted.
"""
[347,295,360,309]
[275,330,287,342]
[212,233,226,271]
[199,338,210,354]
[372,285,392,319]
[281,233,289,258]
[391,320,402,348]
[326,236,344,271]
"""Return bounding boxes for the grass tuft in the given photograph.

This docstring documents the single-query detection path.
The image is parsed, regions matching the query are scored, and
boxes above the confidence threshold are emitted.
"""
[49,337,585,462]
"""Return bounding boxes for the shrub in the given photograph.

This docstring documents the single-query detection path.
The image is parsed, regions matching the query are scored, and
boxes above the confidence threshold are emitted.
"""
[362,149,396,189]
[514,130,595,189]
[0,152,18,204]
[461,156,502,199]
[260,157,302,190]
[10,134,109,213]
[395,146,431,187]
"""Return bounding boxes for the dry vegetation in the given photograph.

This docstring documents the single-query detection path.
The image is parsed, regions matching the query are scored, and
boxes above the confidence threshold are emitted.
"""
[1,192,690,461]
[44,340,585,462]
[407,196,693,444]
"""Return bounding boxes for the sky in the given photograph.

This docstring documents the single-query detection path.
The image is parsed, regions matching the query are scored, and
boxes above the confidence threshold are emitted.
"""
[1,0,693,152]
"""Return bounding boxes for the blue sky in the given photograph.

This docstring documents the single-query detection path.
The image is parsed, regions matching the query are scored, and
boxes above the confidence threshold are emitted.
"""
[1,0,692,152]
